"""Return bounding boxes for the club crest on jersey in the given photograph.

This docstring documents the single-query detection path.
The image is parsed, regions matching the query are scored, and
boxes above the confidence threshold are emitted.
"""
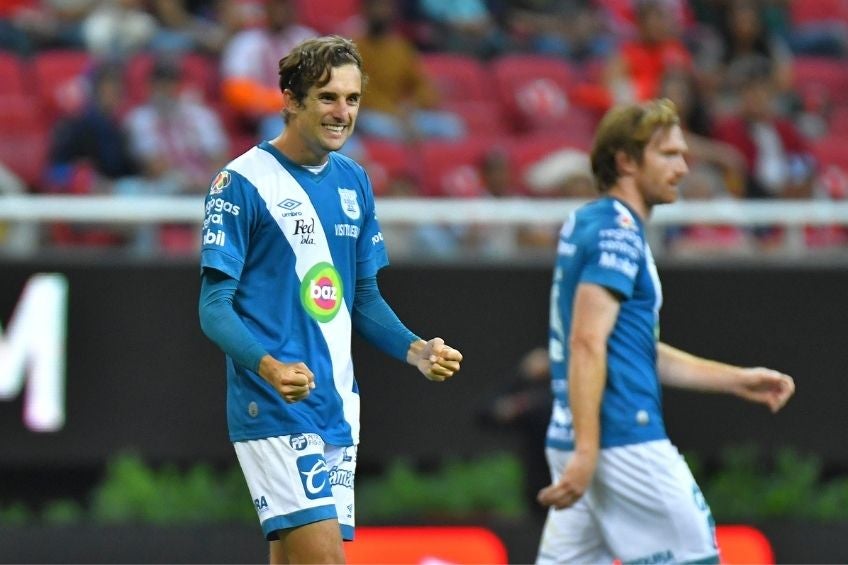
[616,212,637,231]
[210,170,231,195]
[338,188,360,220]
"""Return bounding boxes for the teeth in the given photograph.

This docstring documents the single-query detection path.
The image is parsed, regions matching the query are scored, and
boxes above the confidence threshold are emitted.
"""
[324,125,345,132]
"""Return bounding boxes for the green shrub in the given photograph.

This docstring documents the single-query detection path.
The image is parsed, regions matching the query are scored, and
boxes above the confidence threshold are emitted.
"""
[356,452,527,521]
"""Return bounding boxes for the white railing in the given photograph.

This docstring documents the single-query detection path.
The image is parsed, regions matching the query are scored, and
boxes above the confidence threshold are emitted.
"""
[2,195,848,225]
[2,196,848,262]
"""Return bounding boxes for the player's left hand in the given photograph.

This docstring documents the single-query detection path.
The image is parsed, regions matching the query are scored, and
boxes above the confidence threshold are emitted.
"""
[736,367,795,413]
[408,337,463,382]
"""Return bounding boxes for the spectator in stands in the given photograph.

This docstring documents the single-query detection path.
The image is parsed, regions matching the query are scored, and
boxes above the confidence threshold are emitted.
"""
[416,0,506,59]
[147,0,238,55]
[124,58,229,196]
[354,0,465,142]
[220,0,318,139]
[659,68,747,198]
[713,56,815,201]
[603,0,693,105]
[47,62,140,192]
[81,0,158,58]
[523,147,595,199]
[122,58,230,254]
[713,56,816,249]
[0,0,89,55]
[704,0,795,115]
[45,61,143,250]
[477,346,553,519]
[501,0,613,62]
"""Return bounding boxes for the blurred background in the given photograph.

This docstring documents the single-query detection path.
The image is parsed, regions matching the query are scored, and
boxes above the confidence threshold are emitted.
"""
[1,0,848,562]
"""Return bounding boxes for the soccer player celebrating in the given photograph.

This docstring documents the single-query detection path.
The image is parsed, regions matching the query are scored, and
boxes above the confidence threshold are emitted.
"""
[198,36,462,564]
[536,98,794,564]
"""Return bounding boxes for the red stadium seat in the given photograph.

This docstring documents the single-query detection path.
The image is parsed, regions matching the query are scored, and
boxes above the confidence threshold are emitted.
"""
[420,53,490,104]
[0,51,29,99]
[125,52,220,106]
[491,55,579,133]
[361,138,415,196]
[0,94,49,187]
[790,0,848,25]
[827,106,848,136]
[31,49,93,119]
[792,56,848,106]
[444,101,508,137]
[813,134,848,169]
[295,0,361,34]
[416,138,495,197]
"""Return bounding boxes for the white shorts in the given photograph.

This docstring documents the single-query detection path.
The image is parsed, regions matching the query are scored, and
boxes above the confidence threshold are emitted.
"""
[536,439,719,564]
[234,433,357,541]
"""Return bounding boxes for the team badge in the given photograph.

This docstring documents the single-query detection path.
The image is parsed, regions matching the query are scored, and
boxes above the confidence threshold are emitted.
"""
[210,170,231,194]
[338,188,360,220]
[616,212,637,231]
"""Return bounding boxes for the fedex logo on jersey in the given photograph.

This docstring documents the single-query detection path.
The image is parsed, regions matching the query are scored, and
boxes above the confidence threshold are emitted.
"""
[296,454,332,500]
[300,263,343,323]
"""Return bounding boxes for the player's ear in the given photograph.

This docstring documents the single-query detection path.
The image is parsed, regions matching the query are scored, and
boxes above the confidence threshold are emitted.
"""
[615,150,637,176]
[282,89,300,117]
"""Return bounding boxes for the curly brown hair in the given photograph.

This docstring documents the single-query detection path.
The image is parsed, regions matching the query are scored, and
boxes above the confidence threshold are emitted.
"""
[277,35,367,123]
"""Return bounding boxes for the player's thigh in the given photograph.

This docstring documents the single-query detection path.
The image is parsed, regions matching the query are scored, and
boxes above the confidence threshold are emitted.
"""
[276,518,345,564]
[235,434,339,540]
[536,448,613,565]
[594,440,718,564]
[325,444,357,540]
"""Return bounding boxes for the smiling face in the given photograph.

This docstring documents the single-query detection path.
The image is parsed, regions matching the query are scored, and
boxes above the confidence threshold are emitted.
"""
[281,63,362,164]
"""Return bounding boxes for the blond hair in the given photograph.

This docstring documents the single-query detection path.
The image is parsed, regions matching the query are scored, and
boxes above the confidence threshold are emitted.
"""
[590,98,680,192]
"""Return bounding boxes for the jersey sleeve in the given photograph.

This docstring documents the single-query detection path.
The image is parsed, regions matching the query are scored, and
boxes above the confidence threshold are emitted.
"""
[355,170,389,278]
[578,216,645,300]
[200,169,255,280]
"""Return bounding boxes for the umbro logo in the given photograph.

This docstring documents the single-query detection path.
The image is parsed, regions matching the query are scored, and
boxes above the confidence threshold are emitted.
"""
[278,199,301,210]
[278,198,303,217]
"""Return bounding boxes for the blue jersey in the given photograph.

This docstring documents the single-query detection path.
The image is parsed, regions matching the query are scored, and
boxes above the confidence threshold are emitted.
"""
[200,141,388,446]
[546,197,666,450]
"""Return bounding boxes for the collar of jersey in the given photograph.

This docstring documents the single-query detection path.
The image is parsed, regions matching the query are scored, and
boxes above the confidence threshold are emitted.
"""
[259,140,334,183]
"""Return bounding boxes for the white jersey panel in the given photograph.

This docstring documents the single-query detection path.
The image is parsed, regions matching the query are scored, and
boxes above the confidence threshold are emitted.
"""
[228,148,360,442]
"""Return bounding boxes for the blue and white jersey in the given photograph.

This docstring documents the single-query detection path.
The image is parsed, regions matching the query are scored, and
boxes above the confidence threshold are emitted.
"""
[546,197,666,451]
[200,141,388,446]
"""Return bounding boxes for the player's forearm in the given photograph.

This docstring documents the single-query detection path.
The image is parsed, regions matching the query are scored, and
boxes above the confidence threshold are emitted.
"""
[568,337,606,455]
[657,342,743,393]
[352,276,420,362]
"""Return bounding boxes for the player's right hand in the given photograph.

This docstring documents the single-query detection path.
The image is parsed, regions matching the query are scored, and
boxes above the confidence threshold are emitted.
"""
[258,355,315,403]
[537,449,597,510]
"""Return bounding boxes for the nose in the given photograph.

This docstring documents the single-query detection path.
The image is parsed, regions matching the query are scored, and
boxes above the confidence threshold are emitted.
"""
[677,155,689,176]
[331,99,354,118]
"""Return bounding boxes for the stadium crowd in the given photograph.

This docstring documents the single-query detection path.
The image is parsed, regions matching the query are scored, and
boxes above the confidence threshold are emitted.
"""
[1,0,848,257]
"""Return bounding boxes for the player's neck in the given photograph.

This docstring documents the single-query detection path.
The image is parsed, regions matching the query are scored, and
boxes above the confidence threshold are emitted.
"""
[269,132,329,167]
[607,183,651,221]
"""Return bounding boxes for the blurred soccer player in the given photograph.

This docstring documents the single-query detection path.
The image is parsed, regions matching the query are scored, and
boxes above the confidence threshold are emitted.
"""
[198,36,462,564]
[536,98,795,564]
